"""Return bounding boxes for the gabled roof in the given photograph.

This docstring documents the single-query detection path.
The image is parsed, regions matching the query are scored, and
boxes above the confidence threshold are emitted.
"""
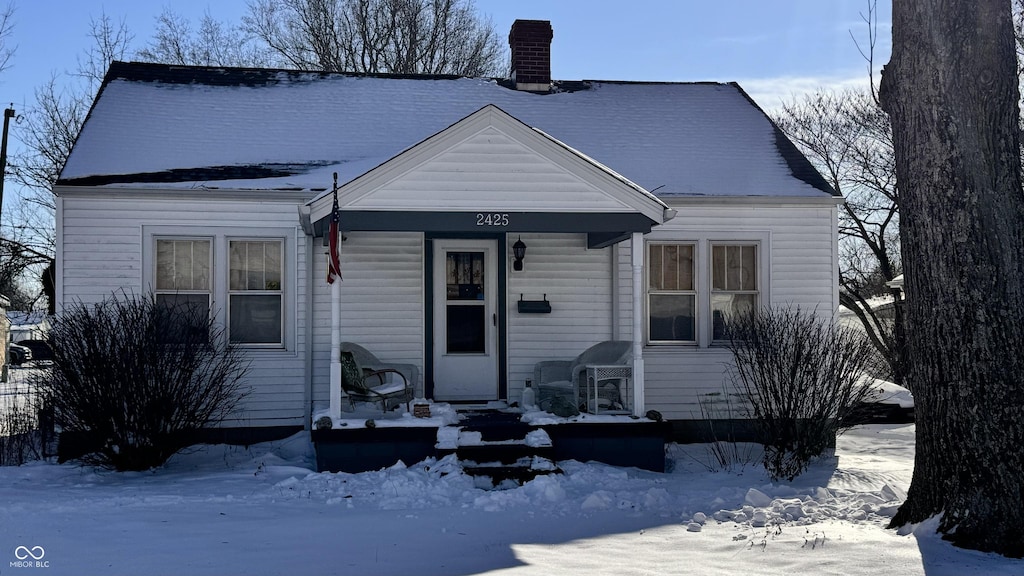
[306,104,669,224]
[57,61,837,199]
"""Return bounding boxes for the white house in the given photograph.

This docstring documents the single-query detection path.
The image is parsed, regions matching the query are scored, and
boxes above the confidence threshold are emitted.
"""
[55,20,840,441]
[7,310,51,342]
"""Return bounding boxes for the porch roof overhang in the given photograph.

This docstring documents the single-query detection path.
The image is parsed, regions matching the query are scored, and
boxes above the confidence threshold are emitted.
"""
[302,104,673,249]
[302,209,655,249]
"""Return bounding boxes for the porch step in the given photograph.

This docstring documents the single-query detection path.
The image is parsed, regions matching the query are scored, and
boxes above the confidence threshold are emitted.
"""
[461,455,561,487]
[457,410,533,442]
[439,410,561,488]
[447,442,554,465]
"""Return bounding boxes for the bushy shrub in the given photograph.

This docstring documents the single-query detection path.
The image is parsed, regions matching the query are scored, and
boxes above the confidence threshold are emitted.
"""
[724,305,876,481]
[35,293,250,471]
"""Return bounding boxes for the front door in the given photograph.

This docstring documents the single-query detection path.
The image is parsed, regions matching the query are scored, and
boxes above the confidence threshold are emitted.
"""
[432,239,499,401]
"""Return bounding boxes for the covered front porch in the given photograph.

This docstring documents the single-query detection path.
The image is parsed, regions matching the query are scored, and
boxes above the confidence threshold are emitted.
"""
[299,104,675,474]
[301,104,676,424]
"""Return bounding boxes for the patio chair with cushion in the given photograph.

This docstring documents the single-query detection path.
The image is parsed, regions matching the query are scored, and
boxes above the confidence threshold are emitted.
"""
[339,342,417,412]
[532,340,632,416]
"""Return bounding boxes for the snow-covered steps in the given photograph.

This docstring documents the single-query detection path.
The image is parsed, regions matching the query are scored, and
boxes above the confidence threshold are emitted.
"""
[436,410,562,488]
[461,455,561,489]
[456,409,535,441]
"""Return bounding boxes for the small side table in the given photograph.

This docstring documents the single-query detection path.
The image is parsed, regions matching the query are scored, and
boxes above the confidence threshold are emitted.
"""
[584,365,632,414]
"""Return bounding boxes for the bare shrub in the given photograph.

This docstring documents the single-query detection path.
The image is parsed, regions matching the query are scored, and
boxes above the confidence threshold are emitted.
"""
[683,391,758,474]
[35,293,250,471]
[0,383,43,466]
[724,305,876,481]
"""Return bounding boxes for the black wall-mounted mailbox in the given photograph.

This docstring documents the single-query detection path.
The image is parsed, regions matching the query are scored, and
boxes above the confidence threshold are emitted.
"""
[517,294,552,314]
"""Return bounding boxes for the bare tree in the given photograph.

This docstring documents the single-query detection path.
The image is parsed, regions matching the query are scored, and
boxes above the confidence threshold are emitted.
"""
[10,13,132,217]
[774,89,904,387]
[881,0,1024,557]
[0,2,15,75]
[75,11,133,86]
[3,13,130,311]
[0,1,40,311]
[137,9,272,67]
[9,77,89,208]
[0,238,50,310]
[243,0,503,75]
[0,193,54,311]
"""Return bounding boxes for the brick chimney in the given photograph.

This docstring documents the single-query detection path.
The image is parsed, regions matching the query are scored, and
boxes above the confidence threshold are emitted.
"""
[509,19,553,92]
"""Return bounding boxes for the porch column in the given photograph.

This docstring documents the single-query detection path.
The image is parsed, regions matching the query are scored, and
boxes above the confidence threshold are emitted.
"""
[328,278,342,421]
[630,232,645,416]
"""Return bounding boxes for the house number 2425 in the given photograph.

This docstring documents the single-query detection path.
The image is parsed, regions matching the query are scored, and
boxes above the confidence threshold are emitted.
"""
[476,213,509,226]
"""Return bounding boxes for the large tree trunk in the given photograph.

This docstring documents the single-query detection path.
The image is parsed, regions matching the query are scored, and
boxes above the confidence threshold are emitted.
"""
[880,0,1024,557]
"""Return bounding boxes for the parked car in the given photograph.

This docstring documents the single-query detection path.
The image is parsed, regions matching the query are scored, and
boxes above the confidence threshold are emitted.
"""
[16,339,53,362]
[8,342,32,365]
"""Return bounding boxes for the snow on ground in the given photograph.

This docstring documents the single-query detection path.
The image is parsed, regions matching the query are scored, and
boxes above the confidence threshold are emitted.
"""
[1,424,1021,575]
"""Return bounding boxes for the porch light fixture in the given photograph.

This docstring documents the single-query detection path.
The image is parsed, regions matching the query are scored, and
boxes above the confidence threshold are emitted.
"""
[512,236,527,271]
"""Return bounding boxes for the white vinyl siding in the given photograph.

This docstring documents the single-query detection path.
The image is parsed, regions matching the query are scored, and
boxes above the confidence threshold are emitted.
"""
[310,232,426,404]
[506,233,614,402]
[59,192,836,425]
[58,195,308,427]
[347,127,635,212]
[618,203,838,420]
[308,232,615,409]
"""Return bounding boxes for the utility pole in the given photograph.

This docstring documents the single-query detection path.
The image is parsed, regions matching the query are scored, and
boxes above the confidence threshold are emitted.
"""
[0,105,14,227]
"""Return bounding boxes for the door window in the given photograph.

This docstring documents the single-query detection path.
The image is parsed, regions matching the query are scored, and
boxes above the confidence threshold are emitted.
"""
[445,251,485,353]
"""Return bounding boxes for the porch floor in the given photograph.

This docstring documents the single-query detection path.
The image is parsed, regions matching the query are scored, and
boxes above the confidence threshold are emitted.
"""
[312,403,669,475]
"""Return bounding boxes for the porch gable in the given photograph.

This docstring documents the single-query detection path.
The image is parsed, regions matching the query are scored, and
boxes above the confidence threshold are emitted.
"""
[305,104,671,238]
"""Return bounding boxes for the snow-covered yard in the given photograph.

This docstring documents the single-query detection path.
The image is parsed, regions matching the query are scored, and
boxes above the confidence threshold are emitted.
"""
[2,422,1021,575]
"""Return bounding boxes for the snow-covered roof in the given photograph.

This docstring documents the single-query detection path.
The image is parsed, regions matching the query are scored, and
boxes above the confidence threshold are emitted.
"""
[58,62,836,200]
[7,310,49,328]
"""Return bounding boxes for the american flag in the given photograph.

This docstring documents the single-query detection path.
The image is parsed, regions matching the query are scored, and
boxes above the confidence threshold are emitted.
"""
[327,173,342,284]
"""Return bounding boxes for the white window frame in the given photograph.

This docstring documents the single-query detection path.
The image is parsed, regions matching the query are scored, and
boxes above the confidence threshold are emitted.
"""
[643,231,770,348]
[646,242,697,345]
[228,238,285,347]
[709,242,760,343]
[153,236,213,313]
[143,226,297,352]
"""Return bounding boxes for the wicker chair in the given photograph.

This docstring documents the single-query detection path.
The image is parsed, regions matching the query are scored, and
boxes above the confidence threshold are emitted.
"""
[339,343,417,412]
[532,341,632,415]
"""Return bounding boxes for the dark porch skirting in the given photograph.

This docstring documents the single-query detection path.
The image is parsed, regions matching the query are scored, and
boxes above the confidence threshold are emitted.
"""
[312,420,670,474]
[312,426,440,474]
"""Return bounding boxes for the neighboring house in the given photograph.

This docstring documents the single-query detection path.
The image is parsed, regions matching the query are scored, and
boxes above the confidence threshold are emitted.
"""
[8,310,51,342]
[886,274,905,296]
[55,20,840,438]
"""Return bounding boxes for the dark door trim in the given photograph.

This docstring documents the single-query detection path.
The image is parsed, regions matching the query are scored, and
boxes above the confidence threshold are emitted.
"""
[424,232,507,401]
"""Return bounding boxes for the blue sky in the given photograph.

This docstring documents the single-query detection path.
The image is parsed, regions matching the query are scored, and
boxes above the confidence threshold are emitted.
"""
[1,0,890,113]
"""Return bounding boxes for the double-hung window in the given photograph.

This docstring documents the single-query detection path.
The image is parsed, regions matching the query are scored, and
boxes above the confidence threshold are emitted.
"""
[648,243,696,343]
[646,240,761,345]
[155,238,212,315]
[711,244,758,341]
[229,240,283,345]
